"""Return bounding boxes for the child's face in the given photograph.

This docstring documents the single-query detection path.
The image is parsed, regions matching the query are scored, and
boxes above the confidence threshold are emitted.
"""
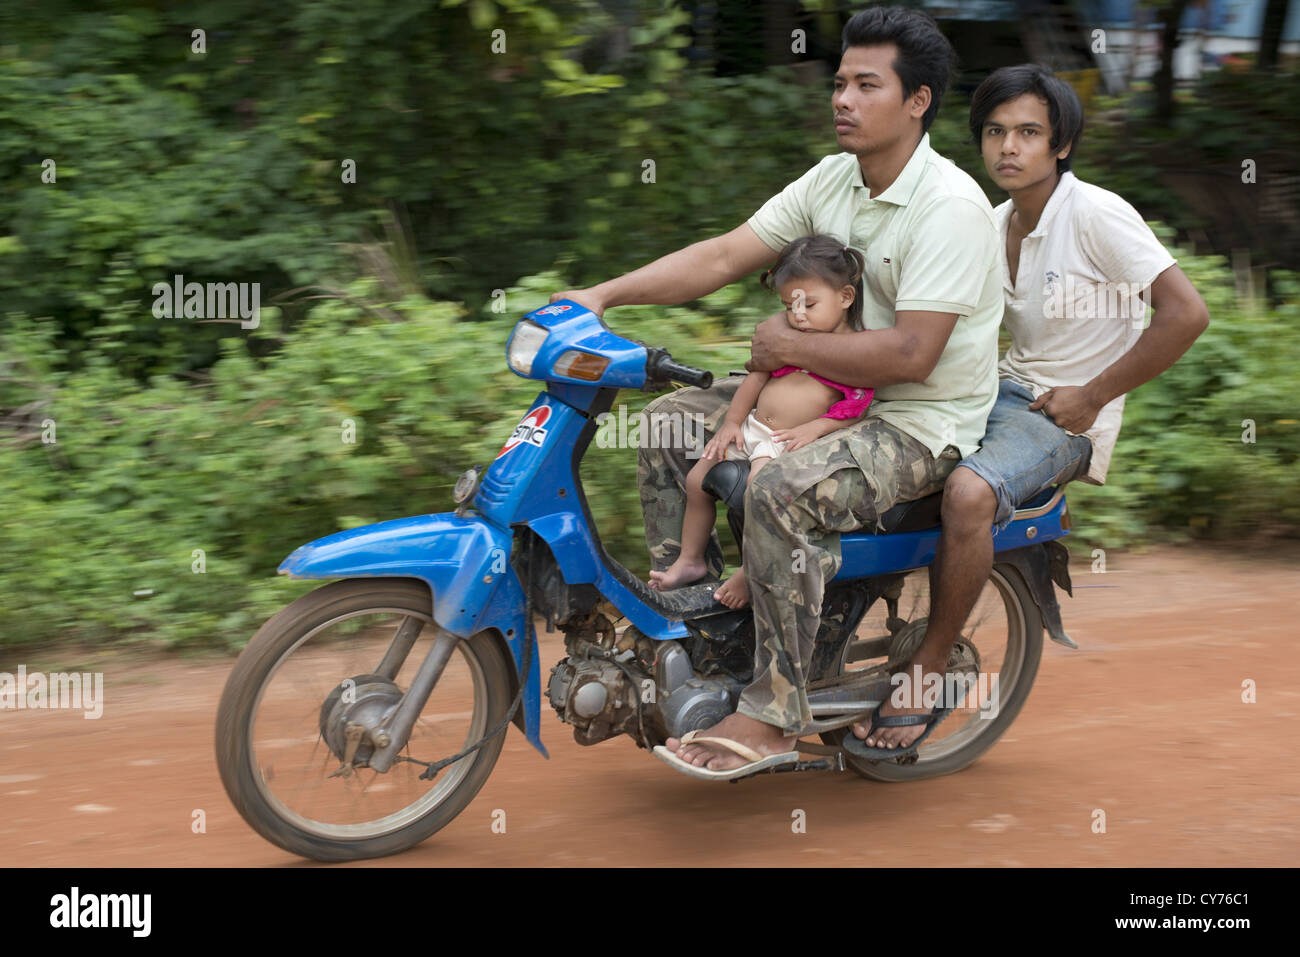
[777,276,854,333]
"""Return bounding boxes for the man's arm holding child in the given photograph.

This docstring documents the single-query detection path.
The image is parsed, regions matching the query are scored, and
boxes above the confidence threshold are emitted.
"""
[747,196,991,388]
[747,309,959,388]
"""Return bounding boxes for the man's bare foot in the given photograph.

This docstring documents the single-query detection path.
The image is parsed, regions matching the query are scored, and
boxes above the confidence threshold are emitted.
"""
[648,557,709,592]
[713,566,750,608]
[849,655,949,750]
[665,712,799,771]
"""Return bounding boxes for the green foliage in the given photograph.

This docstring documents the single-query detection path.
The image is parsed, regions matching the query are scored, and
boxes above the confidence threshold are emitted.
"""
[1,1,1295,652]
[0,282,752,650]
[1068,253,1300,548]
[4,254,1295,652]
[0,0,833,383]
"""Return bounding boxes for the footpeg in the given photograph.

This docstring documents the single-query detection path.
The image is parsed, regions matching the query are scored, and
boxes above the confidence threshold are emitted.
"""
[729,753,845,783]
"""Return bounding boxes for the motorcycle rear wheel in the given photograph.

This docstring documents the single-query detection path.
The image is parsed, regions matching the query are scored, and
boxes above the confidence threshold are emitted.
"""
[816,563,1043,782]
[215,578,513,862]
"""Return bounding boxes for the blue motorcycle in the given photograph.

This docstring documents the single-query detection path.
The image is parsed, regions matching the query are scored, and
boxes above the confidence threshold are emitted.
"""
[215,299,1077,861]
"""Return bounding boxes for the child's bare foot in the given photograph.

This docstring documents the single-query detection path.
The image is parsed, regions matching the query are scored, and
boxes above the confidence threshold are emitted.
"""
[648,558,709,591]
[713,566,750,608]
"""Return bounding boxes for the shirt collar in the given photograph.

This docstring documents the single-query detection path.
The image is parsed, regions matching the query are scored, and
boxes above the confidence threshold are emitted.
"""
[853,132,931,206]
[1025,170,1076,236]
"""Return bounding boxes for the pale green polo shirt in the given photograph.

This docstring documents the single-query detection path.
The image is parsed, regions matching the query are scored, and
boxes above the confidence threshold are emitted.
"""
[746,133,1002,458]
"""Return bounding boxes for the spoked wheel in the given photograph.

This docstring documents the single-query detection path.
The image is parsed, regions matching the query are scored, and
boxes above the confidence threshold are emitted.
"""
[817,563,1042,781]
[215,579,514,862]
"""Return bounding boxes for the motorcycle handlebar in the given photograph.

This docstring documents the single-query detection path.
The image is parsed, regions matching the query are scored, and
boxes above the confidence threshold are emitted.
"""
[645,349,713,389]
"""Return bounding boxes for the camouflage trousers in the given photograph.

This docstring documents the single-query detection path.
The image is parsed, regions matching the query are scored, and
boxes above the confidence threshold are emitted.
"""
[638,375,961,735]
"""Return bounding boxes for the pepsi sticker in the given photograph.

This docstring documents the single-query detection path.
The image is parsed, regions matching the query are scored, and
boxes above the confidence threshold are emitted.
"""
[497,406,552,459]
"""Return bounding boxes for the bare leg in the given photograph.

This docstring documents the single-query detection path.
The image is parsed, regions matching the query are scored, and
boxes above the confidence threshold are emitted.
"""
[713,456,770,608]
[648,456,717,591]
[638,377,741,577]
[851,466,997,747]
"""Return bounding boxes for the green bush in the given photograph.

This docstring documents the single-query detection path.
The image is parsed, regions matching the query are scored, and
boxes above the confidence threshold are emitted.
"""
[0,0,829,382]
[1066,253,1300,547]
[2,251,1295,652]
[0,277,752,651]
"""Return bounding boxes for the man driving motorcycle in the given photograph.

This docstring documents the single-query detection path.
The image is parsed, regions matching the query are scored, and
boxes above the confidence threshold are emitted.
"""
[551,6,1002,776]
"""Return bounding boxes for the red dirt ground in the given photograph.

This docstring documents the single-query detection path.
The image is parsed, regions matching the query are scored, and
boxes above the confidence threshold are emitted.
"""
[2,544,1296,867]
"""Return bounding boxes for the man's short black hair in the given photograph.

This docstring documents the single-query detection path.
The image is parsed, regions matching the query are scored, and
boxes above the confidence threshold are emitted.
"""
[969,64,1084,173]
[840,6,956,134]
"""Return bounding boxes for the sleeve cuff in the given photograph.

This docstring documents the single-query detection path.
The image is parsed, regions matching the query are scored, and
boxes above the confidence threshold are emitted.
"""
[1136,256,1178,290]
[745,216,786,253]
[893,299,974,316]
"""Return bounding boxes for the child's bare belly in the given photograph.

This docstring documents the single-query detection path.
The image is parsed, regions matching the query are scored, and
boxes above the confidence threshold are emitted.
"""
[754,371,840,430]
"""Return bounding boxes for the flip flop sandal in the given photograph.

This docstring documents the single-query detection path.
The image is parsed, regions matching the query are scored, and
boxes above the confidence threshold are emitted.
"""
[652,730,801,782]
[840,700,953,761]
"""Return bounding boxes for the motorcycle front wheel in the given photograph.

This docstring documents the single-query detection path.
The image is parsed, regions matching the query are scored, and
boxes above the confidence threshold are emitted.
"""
[215,578,514,862]
[816,562,1043,782]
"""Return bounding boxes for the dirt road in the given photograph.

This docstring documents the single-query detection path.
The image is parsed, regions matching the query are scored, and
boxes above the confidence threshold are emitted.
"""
[3,545,1296,867]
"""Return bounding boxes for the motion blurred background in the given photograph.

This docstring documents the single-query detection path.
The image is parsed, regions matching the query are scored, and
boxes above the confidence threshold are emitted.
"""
[1,0,1296,653]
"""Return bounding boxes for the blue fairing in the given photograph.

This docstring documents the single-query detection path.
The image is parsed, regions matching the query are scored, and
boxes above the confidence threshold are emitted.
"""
[278,513,547,756]
[477,393,692,640]
[509,301,650,390]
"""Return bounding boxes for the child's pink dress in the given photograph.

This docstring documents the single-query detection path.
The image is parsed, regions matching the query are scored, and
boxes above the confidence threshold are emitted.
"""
[771,366,874,419]
[723,368,875,463]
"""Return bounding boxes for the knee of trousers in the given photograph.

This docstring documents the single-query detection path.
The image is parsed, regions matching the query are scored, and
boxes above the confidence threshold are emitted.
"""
[641,389,687,417]
[636,401,686,471]
[744,464,822,531]
[741,472,825,568]
[636,389,724,472]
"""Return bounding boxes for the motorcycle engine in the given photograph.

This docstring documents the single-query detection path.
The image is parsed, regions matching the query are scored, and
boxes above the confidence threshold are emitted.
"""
[547,655,641,746]
[546,613,649,747]
[546,614,747,747]
[653,640,743,741]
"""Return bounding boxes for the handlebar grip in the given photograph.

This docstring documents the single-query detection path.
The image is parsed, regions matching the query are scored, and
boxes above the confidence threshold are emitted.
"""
[646,350,713,389]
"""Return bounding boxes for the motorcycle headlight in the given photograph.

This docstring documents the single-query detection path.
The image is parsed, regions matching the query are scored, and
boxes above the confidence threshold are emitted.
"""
[507,321,549,376]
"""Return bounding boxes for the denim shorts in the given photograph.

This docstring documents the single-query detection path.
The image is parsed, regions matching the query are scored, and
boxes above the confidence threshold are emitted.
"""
[957,379,1093,531]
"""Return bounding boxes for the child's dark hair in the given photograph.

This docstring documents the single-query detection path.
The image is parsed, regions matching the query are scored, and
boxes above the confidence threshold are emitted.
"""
[760,234,866,330]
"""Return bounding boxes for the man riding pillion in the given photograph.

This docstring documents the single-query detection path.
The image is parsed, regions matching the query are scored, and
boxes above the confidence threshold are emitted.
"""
[552,7,1004,777]
[846,65,1210,757]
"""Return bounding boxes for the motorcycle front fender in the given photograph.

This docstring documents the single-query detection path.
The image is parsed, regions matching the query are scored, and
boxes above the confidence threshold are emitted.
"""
[278,512,547,755]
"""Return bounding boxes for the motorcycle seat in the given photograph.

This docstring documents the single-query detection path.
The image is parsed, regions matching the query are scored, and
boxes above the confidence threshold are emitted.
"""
[701,459,945,541]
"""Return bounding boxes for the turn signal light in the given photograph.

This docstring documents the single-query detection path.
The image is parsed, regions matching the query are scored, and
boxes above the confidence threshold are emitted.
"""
[554,350,610,381]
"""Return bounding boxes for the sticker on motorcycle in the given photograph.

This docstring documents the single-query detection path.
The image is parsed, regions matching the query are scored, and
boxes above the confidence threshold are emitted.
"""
[497,406,552,459]
[533,304,571,317]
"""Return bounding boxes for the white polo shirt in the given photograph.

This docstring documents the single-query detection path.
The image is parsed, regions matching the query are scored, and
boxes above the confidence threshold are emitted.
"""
[747,133,1003,459]
[995,171,1177,484]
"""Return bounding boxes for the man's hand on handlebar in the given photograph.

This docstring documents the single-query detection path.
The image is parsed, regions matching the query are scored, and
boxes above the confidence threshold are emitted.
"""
[549,289,606,318]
